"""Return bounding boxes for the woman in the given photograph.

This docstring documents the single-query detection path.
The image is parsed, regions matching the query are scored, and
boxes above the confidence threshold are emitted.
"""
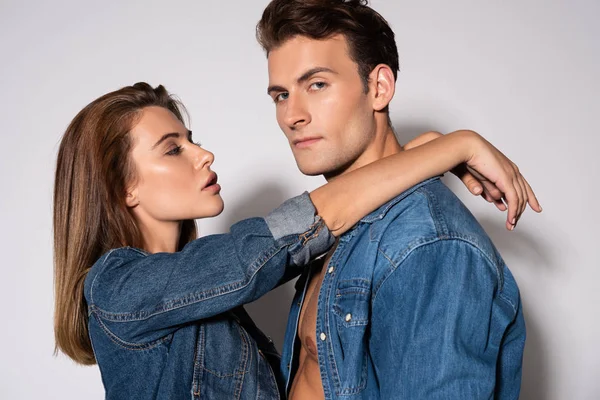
[53,82,539,399]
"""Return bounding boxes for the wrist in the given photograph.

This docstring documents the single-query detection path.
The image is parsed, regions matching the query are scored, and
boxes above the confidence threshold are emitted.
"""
[452,129,481,164]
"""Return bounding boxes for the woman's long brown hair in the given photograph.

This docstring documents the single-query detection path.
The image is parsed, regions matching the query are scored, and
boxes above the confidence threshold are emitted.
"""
[53,83,197,365]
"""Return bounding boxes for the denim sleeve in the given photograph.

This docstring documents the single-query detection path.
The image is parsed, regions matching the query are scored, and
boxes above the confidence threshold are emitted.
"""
[370,240,525,400]
[85,192,334,344]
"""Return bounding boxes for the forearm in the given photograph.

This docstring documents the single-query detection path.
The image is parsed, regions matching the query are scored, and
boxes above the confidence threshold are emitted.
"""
[310,130,477,236]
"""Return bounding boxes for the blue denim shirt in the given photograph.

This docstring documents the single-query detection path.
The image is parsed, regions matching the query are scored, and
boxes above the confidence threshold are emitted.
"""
[281,178,525,399]
[83,193,335,400]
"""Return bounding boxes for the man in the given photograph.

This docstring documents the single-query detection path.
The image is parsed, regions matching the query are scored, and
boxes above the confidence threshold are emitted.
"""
[256,0,527,398]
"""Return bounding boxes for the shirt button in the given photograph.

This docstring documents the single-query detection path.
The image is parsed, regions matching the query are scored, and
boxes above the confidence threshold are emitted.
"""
[320,332,327,341]
[328,266,334,274]
[345,313,352,322]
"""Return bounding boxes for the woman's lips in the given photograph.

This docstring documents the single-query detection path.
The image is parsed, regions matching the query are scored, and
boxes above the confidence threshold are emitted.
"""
[202,173,221,193]
[202,183,221,193]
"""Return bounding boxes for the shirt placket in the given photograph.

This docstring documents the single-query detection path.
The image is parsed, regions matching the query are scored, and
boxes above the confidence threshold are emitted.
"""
[316,239,346,400]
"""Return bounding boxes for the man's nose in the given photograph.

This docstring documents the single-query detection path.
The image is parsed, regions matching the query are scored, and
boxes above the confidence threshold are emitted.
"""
[283,94,311,129]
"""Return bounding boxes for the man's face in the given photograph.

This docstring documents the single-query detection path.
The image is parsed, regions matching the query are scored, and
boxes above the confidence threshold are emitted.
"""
[267,35,377,178]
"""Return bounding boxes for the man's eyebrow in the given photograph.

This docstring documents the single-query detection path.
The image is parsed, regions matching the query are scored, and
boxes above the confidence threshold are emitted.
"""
[267,67,337,95]
[267,85,286,96]
[297,67,337,83]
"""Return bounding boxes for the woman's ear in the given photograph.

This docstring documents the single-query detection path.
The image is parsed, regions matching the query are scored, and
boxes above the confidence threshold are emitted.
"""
[368,63,396,112]
[125,187,139,208]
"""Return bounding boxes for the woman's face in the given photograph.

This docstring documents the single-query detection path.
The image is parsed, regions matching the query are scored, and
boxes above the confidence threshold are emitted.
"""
[126,106,224,223]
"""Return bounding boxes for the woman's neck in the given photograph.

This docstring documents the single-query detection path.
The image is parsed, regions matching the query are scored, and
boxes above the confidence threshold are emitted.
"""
[137,218,182,253]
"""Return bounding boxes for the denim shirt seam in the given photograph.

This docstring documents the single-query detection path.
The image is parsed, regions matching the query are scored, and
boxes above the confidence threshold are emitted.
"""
[202,324,251,379]
[372,236,506,303]
[120,246,150,256]
[92,241,294,321]
[420,183,503,270]
[497,289,519,314]
[421,185,450,237]
[192,325,206,397]
[89,248,120,312]
[359,177,441,224]
[89,310,172,350]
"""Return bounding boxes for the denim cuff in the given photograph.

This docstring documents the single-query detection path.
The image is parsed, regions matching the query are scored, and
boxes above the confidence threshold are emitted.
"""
[265,192,335,266]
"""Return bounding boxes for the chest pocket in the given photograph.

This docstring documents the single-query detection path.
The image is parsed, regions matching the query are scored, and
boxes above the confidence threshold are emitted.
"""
[330,278,371,396]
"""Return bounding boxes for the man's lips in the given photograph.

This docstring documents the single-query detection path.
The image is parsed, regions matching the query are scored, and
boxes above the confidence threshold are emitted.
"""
[293,137,322,148]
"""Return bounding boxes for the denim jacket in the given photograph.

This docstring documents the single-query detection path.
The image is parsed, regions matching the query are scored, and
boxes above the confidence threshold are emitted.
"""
[83,192,335,400]
[281,178,525,399]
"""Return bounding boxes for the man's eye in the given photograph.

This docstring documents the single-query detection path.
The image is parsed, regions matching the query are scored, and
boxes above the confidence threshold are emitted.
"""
[275,92,289,103]
[166,146,182,156]
[310,82,327,90]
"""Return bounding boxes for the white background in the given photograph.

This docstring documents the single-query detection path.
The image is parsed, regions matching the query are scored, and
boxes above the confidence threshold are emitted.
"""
[0,1,597,399]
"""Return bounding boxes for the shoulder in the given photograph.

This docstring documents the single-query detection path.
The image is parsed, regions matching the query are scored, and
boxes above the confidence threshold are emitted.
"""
[371,179,505,286]
[372,238,520,317]
[374,179,499,260]
[83,247,148,305]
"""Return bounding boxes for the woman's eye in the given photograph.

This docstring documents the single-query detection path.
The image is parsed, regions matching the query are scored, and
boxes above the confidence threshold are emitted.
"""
[166,146,182,156]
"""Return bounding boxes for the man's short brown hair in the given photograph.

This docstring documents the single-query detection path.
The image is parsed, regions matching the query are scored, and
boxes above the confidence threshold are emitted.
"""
[256,0,399,93]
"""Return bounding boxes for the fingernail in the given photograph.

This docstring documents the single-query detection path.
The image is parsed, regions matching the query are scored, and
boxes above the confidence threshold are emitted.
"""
[512,218,516,225]
[472,186,482,195]
[510,224,515,231]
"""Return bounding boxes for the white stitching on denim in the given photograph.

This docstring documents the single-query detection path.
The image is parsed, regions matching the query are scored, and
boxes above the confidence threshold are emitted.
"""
[192,325,205,398]
[235,324,250,400]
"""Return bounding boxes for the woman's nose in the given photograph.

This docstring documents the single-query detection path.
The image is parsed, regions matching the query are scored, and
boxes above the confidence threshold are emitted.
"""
[194,146,214,170]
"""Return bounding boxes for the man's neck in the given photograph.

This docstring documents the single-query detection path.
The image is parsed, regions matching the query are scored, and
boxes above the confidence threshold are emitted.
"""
[324,124,403,182]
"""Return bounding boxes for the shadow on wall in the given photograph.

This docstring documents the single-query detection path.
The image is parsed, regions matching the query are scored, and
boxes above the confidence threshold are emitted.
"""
[220,182,298,350]
[519,302,550,400]
[392,121,442,146]
[473,214,554,400]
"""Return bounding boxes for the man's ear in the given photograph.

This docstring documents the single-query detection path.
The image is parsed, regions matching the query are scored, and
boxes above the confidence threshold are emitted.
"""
[368,64,396,112]
[125,187,139,208]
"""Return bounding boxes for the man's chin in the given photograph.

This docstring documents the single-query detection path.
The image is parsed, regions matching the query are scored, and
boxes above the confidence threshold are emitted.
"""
[295,158,350,179]
[296,162,329,177]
